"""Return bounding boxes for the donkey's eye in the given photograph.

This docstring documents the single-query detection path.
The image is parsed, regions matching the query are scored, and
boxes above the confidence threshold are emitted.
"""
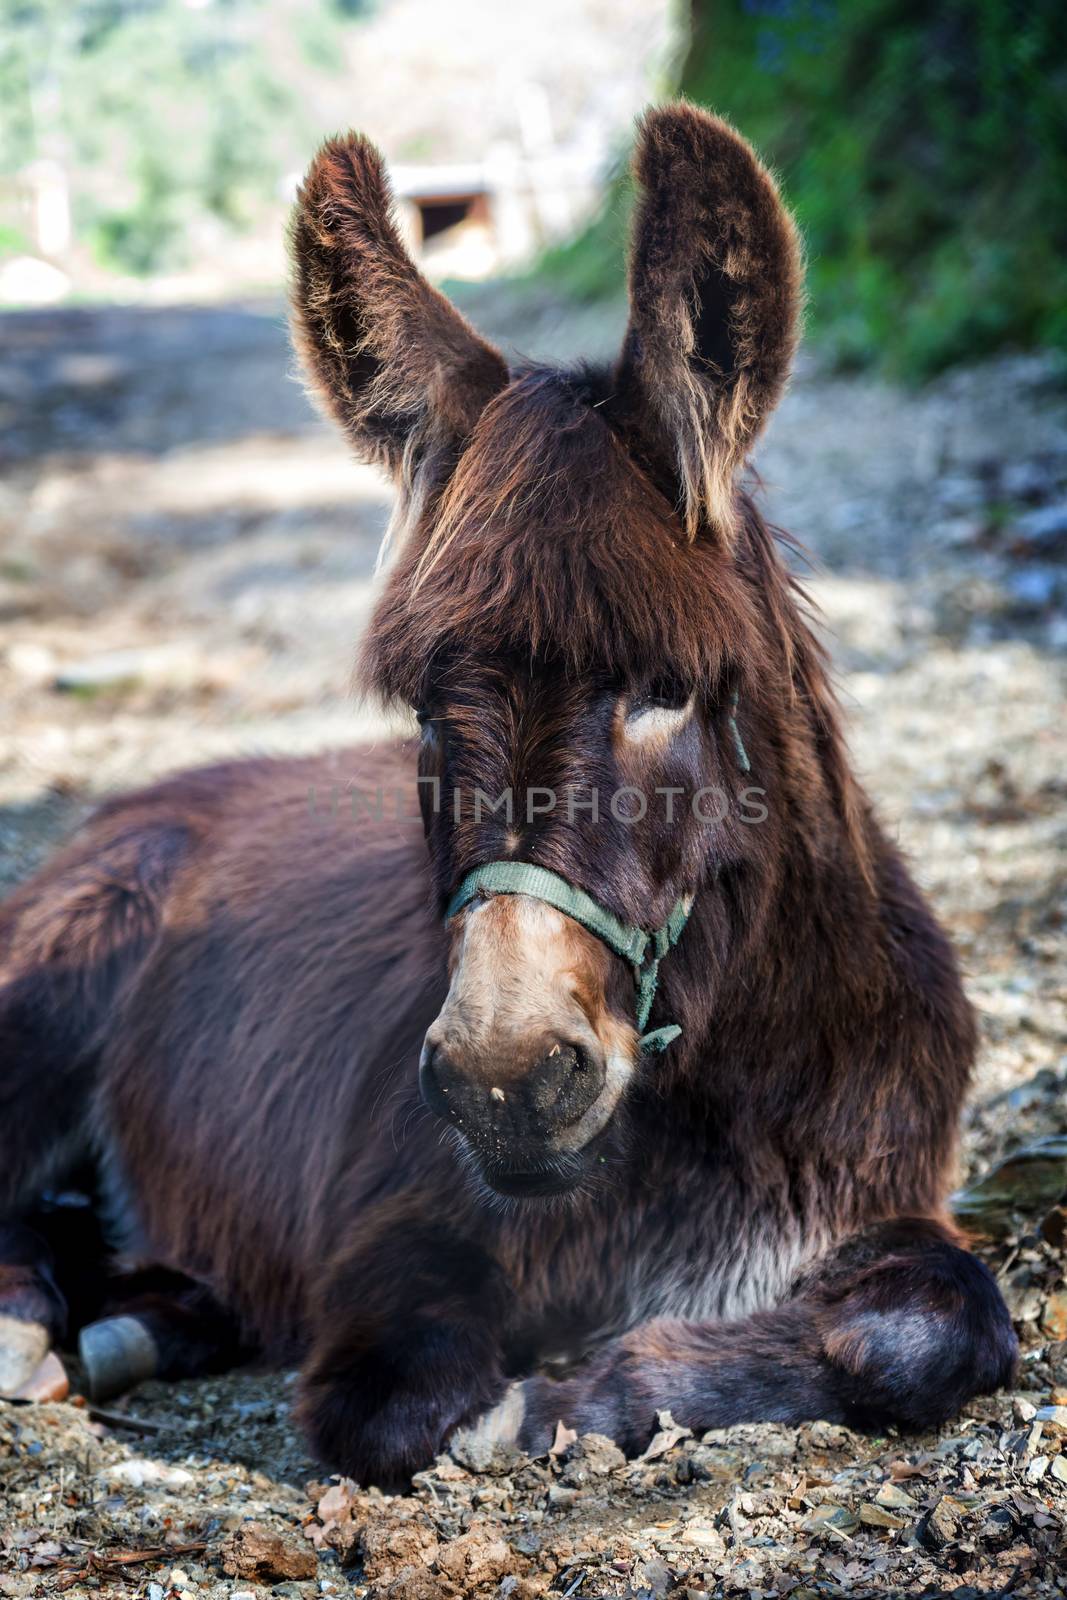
[623,676,693,742]
[628,676,690,717]
[414,706,431,727]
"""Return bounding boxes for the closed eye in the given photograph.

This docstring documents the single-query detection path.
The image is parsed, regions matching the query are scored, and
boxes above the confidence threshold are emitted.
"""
[623,678,693,741]
[627,674,690,717]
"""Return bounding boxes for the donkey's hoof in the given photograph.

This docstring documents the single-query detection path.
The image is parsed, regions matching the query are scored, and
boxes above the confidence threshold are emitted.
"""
[11,1350,69,1403]
[79,1315,159,1401]
[0,1315,50,1397]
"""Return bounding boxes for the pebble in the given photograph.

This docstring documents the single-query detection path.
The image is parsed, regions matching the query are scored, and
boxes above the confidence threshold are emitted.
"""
[104,1459,195,1489]
[874,1483,917,1511]
[1034,1405,1067,1438]
[860,1503,906,1529]
[921,1495,964,1550]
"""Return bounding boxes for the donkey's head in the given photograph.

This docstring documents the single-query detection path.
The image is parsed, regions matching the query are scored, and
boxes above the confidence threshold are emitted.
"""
[291,103,802,1197]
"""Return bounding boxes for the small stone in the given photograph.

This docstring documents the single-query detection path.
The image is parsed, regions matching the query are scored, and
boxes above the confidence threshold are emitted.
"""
[434,1531,514,1588]
[219,1522,316,1583]
[1022,1420,1045,1457]
[105,1459,194,1489]
[921,1495,964,1550]
[859,1503,906,1529]
[874,1483,917,1511]
[803,1504,859,1535]
[546,1484,578,1508]
[359,1521,438,1581]
[381,1569,452,1600]
[679,1519,726,1558]
[638,1558,672,1599]
[560,1432,625,1484]
[1041,1293,1067,1341]
[953,1137,1067,1236]
[1047,1339,1067,1385]
[1050,1455,1067,1484]
[448,1433,521,1476]
[1013,1397,1038,1424]
[147,1586,164,1600]
[1034,1405,1067,1438]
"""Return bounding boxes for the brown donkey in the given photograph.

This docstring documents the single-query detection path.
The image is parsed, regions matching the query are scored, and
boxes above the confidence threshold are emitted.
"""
[0,104,1015,1484]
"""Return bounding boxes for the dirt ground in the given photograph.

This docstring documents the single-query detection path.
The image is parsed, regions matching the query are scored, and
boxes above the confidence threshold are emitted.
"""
[0,292,1065,1597]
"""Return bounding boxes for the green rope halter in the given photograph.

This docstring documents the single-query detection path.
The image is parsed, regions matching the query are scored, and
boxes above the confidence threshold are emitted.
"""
[445,861,692,1055]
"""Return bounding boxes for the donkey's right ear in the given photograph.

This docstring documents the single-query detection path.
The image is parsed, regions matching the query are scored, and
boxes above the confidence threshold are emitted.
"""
[617,104,803,542]
[290,134,508,476]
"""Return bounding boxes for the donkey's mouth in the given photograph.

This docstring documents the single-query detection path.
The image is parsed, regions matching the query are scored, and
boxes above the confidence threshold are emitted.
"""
[479,1151,587,1199]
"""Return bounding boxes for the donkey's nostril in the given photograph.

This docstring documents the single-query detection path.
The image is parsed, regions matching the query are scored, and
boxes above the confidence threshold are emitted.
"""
[527,1040,606,1133]
[419,1042,465,1124]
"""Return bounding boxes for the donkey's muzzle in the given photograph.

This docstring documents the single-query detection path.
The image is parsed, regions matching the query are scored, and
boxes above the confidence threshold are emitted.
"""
[420,1039,607,1148]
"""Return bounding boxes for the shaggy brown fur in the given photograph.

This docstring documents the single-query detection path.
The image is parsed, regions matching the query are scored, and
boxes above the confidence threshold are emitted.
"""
[0,104,1014,1485]
[618,103,802,541]
[289,132,507,478]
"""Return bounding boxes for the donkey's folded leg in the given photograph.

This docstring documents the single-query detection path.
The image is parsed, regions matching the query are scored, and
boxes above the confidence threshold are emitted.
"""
[81,1268,252,1401]
[512,1218,1017,1456]
[296,1208,511,1490]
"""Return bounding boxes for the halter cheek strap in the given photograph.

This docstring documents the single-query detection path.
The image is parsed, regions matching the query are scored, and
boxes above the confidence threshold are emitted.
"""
[445,861,692,1055]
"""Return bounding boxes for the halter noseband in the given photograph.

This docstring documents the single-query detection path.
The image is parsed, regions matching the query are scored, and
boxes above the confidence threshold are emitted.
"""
[445,861,692,1055]
[442,700,750,1055]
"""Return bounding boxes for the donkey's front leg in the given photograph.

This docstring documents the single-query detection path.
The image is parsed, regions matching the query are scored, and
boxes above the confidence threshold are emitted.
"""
[504,1218,1016,1456]
[297,1202,510,1488]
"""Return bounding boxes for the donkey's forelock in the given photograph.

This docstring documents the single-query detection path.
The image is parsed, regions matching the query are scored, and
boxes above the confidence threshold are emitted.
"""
[359,367,768,707]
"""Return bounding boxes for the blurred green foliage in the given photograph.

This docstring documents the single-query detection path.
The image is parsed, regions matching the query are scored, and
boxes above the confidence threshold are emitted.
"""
[0,0,365,275]
[545,0,1067,379]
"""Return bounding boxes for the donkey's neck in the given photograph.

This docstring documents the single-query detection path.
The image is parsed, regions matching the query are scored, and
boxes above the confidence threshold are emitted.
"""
[660,507,899,1092]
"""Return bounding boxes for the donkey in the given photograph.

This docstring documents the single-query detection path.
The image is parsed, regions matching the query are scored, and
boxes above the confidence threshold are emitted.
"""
[0,104,1016,1485]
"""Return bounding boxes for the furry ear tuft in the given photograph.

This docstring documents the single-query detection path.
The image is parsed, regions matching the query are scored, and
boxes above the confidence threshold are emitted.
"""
[289,134,508,476]
[618,102,803,541]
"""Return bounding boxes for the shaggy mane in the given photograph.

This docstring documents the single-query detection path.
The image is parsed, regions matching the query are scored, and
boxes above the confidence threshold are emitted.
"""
[361,367,779,706]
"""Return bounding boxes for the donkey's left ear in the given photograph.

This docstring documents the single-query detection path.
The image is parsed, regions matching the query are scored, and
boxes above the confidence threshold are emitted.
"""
[290,133,508,478]
[618,103,803,541]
